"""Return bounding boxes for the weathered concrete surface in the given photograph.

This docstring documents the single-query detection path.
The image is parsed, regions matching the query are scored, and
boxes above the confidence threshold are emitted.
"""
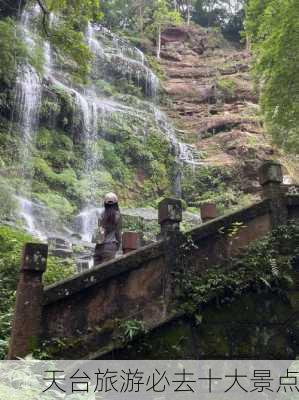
[8,243,48,359]
[103,292,299,359]
[122,231,141,253]
[288,195,299,220]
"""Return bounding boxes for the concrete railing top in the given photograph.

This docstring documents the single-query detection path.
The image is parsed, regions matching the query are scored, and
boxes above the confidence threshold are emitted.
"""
[44,240,164,305]
[43,198,271,305]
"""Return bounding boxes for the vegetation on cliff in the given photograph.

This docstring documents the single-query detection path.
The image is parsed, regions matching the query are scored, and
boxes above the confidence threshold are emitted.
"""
[246,0,299,152]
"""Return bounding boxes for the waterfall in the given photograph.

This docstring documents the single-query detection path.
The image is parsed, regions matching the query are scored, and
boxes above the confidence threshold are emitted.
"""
[179,143,203,166]
[15,65,42,146]
[87,23,104,57]
[15,7,42,152]
[9,9,201,245]
[89,23,160,98]
[44,41,52,77]
[13,7,43,235]
[15,196,46,240]
[75,206,103,242]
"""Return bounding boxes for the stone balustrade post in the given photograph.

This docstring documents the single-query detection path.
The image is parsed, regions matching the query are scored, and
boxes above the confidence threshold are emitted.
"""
[200,203,218,223]
[8,243,48,359]
[258,160,287,227]
[122,231,140,254]
[158,198,182,238]
[158,198,183,300]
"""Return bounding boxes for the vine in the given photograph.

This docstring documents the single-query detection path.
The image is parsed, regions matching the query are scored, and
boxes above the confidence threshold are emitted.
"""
[174,221,299,323]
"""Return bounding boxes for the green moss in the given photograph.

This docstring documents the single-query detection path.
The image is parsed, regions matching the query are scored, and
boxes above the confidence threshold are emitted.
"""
[35,192,76,220]
[49,83,76,125]
[100,139,133,184]
[217,77,237,97]
[95,79,118,97]
[35,128,76,169]
[147,55,166,81]
[45,257,76,286]
[0,177,18,221]
[175,222,297,318]
[40,99,61,122]
[30,39,45,76]
[0,119,21,163]
[0,18,28,86]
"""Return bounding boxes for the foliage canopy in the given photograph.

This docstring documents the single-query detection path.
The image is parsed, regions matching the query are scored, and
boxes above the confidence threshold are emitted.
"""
[245,0,299,152]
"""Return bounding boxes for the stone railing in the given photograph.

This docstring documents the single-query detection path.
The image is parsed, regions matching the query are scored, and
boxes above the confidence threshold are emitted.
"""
[8,161,299,359]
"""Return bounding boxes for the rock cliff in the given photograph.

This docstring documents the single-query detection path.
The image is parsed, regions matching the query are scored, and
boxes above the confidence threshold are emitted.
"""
[158,25,298,195]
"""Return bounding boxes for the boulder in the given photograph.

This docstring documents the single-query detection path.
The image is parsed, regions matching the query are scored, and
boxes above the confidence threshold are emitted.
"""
[161,27,189,44]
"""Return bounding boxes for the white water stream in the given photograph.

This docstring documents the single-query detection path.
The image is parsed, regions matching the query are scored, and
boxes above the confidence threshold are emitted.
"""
[13,8,201,243]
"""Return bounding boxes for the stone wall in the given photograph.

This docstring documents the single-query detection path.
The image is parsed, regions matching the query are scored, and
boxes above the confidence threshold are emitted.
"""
[8,162,299,359]
[39,199,273,358]
[103,290,299,359]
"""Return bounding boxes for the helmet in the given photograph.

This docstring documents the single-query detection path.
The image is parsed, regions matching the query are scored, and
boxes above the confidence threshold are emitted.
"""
[104,192,118,205]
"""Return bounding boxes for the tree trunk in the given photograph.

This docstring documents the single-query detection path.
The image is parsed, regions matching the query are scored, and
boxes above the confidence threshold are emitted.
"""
[157,25,161,59]
[187,0,191,25]
[139,5,144,34]
[246,35,251,51]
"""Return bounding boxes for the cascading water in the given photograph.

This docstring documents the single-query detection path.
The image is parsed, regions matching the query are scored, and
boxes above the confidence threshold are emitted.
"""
[89,23,160,99]
[15,196,45,240]
[14,6,43,237]
[87,22,104,57]
[15,65,42,146]
[75,206,103,242]
[10,8,201,246]
[15,6,42,154]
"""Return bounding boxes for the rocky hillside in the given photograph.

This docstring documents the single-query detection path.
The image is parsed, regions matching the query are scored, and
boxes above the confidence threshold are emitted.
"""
[158,25,298,197]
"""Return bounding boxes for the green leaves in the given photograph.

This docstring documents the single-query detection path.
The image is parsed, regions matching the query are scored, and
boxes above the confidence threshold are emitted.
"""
[245,0,299,152]
[0,18,28,85]
[117,319,148,343]
[0,225,76,359]
[151,0,182,28]
[175,221,299,318]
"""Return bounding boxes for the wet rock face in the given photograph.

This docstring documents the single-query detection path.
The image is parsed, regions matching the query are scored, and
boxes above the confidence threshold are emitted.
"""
[159,25,292,194]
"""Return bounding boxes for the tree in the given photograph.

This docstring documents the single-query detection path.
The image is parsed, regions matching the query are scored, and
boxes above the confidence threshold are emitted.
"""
[245,0,299,152]
[147,0,182,58]
[100,0,158,34]
[173,0,194,24]
[34,0,103,82]
[193,0,245,42]
[222,6,245,42]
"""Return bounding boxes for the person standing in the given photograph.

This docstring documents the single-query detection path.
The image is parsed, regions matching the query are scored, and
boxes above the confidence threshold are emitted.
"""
[94,192,122,266]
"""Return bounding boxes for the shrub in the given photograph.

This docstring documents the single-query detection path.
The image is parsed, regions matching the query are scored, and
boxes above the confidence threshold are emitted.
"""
[35,192,76,220]
[0,225,77,359]
[0,18,28,86]
[217,78,237,97]
[0,178,18,222]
